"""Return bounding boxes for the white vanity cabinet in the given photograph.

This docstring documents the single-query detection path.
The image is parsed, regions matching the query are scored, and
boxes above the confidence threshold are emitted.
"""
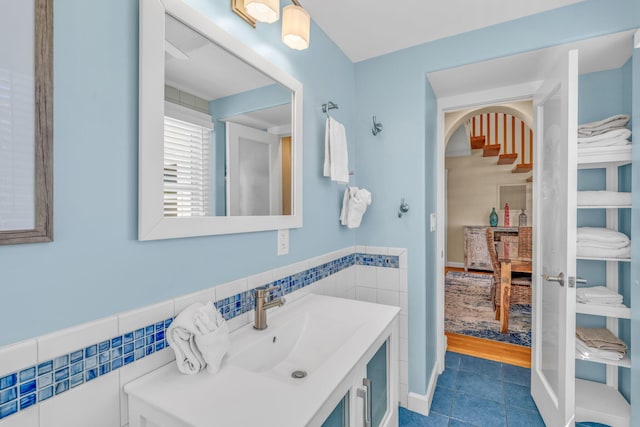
[574,146,632,426]
[124,295,399,427]
[320,338,397,427]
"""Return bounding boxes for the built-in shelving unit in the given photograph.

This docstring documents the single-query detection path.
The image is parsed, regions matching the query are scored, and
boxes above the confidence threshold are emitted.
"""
[574,145,631,426]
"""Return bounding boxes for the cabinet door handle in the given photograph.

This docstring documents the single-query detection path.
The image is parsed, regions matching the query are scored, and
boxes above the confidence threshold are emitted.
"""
[357,378,372,427]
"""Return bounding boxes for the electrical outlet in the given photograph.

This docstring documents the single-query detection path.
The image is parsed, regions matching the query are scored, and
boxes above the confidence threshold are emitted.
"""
[277,229,289,256]
[430,213,436,232]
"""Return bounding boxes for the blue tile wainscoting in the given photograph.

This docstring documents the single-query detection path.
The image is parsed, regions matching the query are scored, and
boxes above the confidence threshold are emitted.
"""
[0,251,399,421]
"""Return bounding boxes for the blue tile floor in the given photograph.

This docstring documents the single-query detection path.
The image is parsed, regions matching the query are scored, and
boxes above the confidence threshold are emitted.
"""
[398,352,610,427]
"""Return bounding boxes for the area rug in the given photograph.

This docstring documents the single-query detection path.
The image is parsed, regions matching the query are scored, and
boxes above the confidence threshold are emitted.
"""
[445,271,531,347]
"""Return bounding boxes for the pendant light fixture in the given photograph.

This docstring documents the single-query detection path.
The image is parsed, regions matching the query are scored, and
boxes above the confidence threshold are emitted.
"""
[245,0,280,24]
[281,2,310,50]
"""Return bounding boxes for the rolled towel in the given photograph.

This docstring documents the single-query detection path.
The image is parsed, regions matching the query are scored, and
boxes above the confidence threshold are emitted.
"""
[166,303,207,375]
[346,187,372,229]
[577,114,630,137]
[577,227,630,245]
[577,191,631,206]
[167,302,230,375]
[194,304,230,374]
[577,128,631,144]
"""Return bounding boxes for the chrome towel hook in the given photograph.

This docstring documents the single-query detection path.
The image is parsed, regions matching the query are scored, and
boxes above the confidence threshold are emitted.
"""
[398,198,409,218]
[372,116,383,136]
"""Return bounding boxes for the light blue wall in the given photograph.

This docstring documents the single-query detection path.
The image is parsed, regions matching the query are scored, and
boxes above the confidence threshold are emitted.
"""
[209,84,291,215]
[0,0,356,347]
[1,0,638,414]
[354,0,639,395]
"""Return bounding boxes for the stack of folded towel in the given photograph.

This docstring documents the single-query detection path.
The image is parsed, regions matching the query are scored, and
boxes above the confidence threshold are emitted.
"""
[576,227,631,259]
[576,286,625,307]
[578,114,631,148]
[166,302,230,375]
[577,190,632,206]
[576,327,627,361]
[340,186,372,228]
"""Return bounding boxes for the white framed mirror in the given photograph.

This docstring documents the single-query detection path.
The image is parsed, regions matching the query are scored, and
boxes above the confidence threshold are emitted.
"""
[139,0,303,240]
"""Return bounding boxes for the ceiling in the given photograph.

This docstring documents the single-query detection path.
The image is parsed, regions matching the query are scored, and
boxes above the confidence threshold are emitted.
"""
[299,0,586,62]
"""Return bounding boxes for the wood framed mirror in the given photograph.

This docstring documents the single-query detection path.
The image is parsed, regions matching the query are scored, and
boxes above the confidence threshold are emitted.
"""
[0,0,53,245]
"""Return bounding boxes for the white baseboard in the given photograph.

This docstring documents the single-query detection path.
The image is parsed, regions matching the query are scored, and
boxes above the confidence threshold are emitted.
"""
[446,261,464,268]
[407,364,439,416]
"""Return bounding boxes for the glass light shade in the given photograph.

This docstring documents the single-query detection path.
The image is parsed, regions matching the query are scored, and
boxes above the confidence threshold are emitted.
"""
[281,5,310,50]
[245,0,280,24]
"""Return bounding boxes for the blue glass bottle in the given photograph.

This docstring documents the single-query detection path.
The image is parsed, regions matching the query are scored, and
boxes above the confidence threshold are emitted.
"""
[489,207,498,226]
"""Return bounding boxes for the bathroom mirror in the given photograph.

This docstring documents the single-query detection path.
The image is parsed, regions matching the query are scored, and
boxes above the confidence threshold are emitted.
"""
[139,0,303,240]
[0,0,53,245]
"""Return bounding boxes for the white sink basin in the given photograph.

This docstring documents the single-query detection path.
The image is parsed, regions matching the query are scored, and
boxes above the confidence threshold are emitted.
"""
[228,311,364,382]
[124,294,399,427]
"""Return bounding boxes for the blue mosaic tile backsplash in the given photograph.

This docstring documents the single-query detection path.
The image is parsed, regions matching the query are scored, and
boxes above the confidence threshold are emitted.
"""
[0,252,398,420]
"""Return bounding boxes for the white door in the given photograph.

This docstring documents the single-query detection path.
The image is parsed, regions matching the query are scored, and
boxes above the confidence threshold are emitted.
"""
[226,122,282,216]
[531,49,579,427]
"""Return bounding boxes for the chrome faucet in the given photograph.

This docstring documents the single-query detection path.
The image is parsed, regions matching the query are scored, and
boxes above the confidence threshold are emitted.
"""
[253,285,285,330]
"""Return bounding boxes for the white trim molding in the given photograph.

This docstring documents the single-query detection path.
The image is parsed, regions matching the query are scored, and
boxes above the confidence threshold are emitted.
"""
[407,363,439,416]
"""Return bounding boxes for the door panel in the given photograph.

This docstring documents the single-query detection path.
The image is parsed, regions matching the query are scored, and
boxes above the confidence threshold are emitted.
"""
[531,49,578,427]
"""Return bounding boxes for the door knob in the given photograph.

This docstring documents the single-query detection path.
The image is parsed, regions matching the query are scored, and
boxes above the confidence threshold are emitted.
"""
[543,272,565,287]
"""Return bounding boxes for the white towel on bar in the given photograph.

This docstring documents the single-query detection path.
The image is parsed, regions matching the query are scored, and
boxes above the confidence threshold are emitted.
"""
[340,186,371,228]
[323,117,349,184]
[167,302,230,375]
[577,128,631,144]
[577,191,631,206]
[577,114,630,137]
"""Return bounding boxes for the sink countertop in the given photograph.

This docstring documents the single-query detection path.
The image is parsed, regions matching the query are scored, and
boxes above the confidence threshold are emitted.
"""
[124,294,400,427]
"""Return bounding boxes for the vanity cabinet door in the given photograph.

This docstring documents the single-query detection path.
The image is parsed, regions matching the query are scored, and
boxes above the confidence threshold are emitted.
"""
[366,341,388,427]
[321,392,349,427]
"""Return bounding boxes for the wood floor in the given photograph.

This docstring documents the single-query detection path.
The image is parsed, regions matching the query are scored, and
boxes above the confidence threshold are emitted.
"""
[444,266,531,368]
[446,332,531,368]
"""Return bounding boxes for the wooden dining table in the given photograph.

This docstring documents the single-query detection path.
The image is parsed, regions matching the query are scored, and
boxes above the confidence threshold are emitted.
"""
[499,257,532,333]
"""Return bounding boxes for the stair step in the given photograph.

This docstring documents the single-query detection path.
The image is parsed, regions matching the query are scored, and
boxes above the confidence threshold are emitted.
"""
[470,136,485,149]
[483,144,501,157]
[497,154,518,165]
[513,163,533,173]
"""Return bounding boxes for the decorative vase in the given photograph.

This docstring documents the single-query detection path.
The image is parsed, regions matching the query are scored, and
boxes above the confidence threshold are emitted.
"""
[489,207,498,226]
[519,209,527,226]
[504,203,510,227]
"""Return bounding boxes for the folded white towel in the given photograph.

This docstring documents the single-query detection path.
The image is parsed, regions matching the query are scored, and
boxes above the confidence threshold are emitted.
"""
[577,227,630,244]
[323,117,349,184]
[576,286,622,300]
[340,186,371,228]
[578,240,630,249]
[576,338,624,361]
[577,138,631,148]
[577,191,631,206]
[576,245,631,259]
[577,114,630,137]
[577,128,631,144]
[576,286,624,305]
[167,302,230,375]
